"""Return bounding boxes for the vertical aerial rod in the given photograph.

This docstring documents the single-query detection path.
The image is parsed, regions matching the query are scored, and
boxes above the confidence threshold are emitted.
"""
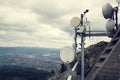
[81,34,85,80]
[80,14,84,26]
[80,13,85,80]
[74,28,77,53]
[70,9,89,80]
[115,7,118,30]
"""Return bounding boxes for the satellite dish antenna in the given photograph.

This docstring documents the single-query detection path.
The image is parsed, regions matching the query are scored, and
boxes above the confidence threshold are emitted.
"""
[60,46,75,63]
[102,3,113,19]
[106,19,115,32]
[71,17,80,27]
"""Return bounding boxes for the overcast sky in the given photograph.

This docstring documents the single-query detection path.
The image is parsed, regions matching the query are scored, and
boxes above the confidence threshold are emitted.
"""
[0,0,118,48]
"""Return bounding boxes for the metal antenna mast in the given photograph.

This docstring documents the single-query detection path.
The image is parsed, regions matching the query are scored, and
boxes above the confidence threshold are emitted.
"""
[80,9,89,80]
[59,1,120,80]
[69,9,109,80]
[66,2,120,79]
[70,9,89,80]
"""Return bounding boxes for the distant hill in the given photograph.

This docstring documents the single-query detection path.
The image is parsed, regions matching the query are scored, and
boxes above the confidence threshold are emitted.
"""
[0,47,60,55]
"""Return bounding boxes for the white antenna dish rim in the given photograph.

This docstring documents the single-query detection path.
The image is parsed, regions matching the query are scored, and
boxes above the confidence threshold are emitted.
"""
[102,3,113,19]
[106,19,115,32]
[71,17,80,27]
[60,46,75,64]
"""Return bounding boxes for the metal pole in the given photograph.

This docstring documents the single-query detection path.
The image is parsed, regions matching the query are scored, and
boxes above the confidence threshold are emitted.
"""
[115,7,118,30]
[81,34,85,80]
[67,62,79,80]
[74,28,77,53]
[80,14,84,26]
[80,13,84,80]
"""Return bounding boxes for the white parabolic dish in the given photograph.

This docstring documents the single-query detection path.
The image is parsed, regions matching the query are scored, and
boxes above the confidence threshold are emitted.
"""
[71,17,80,27]
[60,46,75,63]
[106,19,115,32]
[102,3,113,19]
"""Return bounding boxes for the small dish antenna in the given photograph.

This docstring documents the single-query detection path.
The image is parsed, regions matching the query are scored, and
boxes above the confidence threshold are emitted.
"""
[106,19,115,32]
[71,17,80,27]
[60,46,75,64]
[102,3,113,19]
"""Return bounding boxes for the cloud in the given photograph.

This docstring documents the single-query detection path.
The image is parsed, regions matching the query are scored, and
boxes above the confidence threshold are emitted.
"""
[0,0,117,48]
